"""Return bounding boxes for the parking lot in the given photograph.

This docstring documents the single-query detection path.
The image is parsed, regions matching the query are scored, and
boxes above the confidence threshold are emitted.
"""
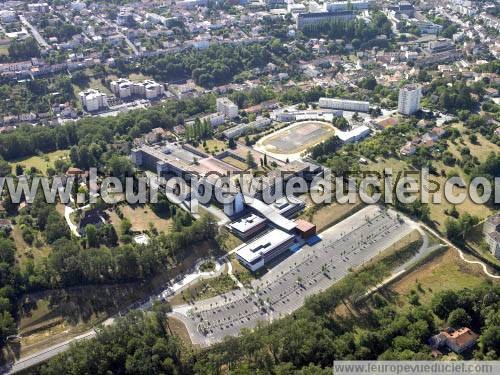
[171,206,417,346]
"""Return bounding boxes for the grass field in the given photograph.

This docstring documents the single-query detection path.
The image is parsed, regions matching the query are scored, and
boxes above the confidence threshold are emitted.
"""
[361,229,423,270]
[169,271,238,306]
[11,225,51,268]
[88,77,112,95]
[0,45,9,56]
[108,204,172,233]
[11,149,69,174]
[167,316,193,348]
[360,156,494,232]
[216,228,243,253]
[230,257,254,287]
[302,200,365,233]
[220,156,248,170]
[199,139,226,154]
[386,247,498,308]
[447,123,499,163]
[128,73,152,81]
[17,283,149,357]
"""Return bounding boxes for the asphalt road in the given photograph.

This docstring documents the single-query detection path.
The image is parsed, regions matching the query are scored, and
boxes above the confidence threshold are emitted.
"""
[171,206,415,346]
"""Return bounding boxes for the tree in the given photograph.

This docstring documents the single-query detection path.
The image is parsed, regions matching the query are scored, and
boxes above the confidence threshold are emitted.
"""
[120,218,132,236]
[0,159,10,177]
[246,151,255,168]
[108,155,133,181]
[8,37,40,60]
[478,326,500,359]
[0,311,16,344]
[360,76,377,90]
[85,224,98,248]
[45,211,70,243]
[447,308,471,328]
[445,218,462,241]
[431,290,458,320]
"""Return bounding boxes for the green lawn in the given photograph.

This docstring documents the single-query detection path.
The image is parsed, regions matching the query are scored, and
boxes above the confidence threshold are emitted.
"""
[11,149,69,175]
[169,272,238,305]
[447,123,499,163]
[199,139,227,154]
[387,247,497,308]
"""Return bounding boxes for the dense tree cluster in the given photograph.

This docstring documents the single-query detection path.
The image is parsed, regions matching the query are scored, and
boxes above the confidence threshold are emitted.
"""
[40,309,185,375]
[20,208,217,290]
[302,11,393,48]
[426,78,482,115]
[0,238,20,345]
[431,286,500,359]
[8,38,40,61]
[0,77,74,116]
[309,135,343,161]
[44,22,82,43]
[0,94,215,161]
[140,43,274,88]
[185,118,213,144]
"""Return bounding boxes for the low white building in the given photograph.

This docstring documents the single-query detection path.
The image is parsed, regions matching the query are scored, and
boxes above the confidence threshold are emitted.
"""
[235,229,295,271]
[201,113,225,127]
[0,10,17,23]
[223,117,273,139]
[336,125,371,143]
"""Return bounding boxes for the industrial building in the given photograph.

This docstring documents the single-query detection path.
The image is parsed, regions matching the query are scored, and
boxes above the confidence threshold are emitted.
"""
[325,0,372,12]
[318,98,370,112]
[131,142,319,219]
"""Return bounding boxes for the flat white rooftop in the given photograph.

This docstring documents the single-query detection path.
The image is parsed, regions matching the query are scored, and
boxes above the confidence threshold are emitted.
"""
[236,229,294,264]
[247,198,297,232]
[229,213,266,233]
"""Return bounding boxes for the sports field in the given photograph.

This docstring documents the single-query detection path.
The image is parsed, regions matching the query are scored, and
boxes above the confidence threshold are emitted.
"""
[256,121,334,157]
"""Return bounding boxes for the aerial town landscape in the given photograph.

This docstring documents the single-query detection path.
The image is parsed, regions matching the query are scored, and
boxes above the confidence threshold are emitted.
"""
[0,0,498,374]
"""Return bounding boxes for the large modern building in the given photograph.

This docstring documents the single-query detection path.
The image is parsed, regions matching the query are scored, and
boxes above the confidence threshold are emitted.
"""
[79,89,108,112]
[398,84,422,116]
[216,97,239,119]
[235,229,296,271]
[318,98,370,112]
